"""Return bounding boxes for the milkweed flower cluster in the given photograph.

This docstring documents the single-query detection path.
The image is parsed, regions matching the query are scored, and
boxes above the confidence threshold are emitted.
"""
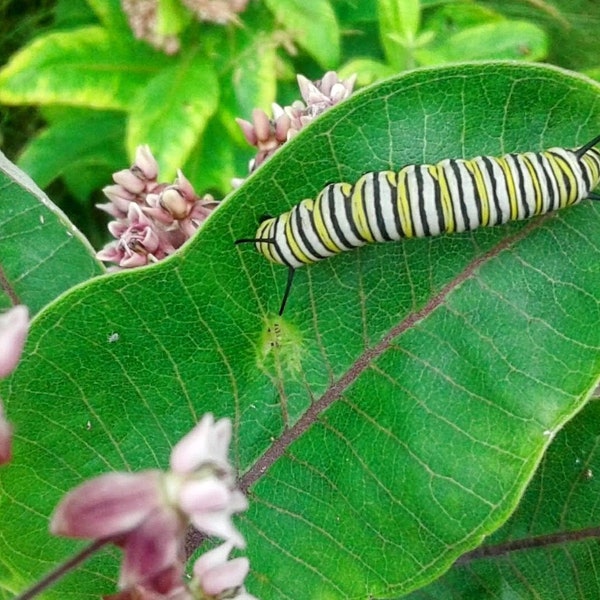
[51,414,257,600]
[96,145,218,270]
[121,0,249,54]
[236,71,357,173]
[0,305,29,465]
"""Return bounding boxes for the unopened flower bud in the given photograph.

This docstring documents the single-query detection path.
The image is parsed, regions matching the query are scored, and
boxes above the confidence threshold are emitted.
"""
[160,188,190,220]
[133,145,159,182]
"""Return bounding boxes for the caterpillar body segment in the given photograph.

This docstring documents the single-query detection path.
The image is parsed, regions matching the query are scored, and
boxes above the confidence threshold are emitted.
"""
[236,135,600,314]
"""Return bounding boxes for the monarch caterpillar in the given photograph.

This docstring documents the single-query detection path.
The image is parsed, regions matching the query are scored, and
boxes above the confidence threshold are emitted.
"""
[236,134,600,315]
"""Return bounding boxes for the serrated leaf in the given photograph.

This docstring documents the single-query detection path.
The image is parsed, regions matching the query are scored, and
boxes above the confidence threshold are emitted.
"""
[2,63,600,599]
[0,154,104,313]
[264,0,340,69]
[126,56,219,181]
[17,110,127,190]
[0,26,171,110]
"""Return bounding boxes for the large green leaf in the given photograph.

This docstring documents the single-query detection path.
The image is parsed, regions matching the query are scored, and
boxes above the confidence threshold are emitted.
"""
[2,62,600,599]
[0,26,171,110]
[0,154,103,314]
[408,399,600,598]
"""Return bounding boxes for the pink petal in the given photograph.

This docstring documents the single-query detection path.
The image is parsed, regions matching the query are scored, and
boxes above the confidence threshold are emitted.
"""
[134,145,159,182]
[193,541,233,577]
[251,108,271,142]
[0,305,29,378]
[196,554,249,595]
[103,184,137,211]
[50,471,162,539]
[178,477,231,513]
[113,169,146,195]
[170,415,232,474]
[236,118,257,146]
[120,253,150,269]
[173,170,197,201]
[142,205,175,226]
[96,242,123,264]
[119,508,185,592]
[160,188,190,220]
[189,511,245,549]
[0,401,12,465]
[96,202,126,219]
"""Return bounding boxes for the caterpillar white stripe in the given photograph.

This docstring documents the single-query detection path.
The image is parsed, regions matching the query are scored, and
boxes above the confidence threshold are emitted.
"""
[236,135,600,314]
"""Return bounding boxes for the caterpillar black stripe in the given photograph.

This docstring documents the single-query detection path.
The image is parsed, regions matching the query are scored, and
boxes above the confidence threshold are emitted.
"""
[236,135,600,315]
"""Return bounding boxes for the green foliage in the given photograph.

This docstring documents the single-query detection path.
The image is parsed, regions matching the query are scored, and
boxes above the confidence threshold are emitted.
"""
[2,1,600,599]
[0,153,104,314]
[0,0,554,242]
[408,400,600,598]
[2,61,600,599]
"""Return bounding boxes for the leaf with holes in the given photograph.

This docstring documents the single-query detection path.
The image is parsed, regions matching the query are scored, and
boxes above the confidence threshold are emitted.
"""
[2,62,600,600]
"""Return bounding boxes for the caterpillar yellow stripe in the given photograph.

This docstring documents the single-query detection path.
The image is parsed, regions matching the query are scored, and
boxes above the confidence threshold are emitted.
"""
[236,135,600,314]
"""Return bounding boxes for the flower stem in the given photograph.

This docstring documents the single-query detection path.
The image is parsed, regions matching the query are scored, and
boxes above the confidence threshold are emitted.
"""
[13,539,110,600]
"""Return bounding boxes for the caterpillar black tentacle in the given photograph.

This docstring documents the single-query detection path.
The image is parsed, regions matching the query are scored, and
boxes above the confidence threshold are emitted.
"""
[236,136,600,314]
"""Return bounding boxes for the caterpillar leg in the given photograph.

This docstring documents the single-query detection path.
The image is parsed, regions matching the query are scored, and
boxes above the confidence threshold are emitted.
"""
[588,193,600,201]
[576,133,600,158]
[279,267,296,316]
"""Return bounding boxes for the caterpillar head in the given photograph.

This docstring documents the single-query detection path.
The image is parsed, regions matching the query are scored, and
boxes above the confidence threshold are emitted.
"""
[235,214,297,315]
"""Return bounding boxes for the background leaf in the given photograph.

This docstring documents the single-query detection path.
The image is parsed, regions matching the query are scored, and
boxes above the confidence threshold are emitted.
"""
[480,0,600,70]
[416,20,548,63]
[0,154,104,313]
[264,0,340,69]
[126,55,219,180]
[0,26,171,110]
[377,0,421,69]
[2,62,600,599]
[232,33,278,118]
[17,110,127,192]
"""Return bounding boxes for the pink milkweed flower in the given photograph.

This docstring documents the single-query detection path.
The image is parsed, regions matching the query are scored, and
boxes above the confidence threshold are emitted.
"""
[51,414,248,596]
[0,305,29,378]
[193,542,257,599]
[112,146,160,195]
[97,204,174,269]
[236,106,291,171]
[0,402,12,465]
[97,147,219,270]
[181,0,249,24]
[0,305,29,466]
[287,72,357,137]
[296,71,356,113]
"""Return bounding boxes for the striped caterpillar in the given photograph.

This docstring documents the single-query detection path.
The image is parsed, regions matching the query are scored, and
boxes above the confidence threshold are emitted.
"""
[236,134,600,315]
